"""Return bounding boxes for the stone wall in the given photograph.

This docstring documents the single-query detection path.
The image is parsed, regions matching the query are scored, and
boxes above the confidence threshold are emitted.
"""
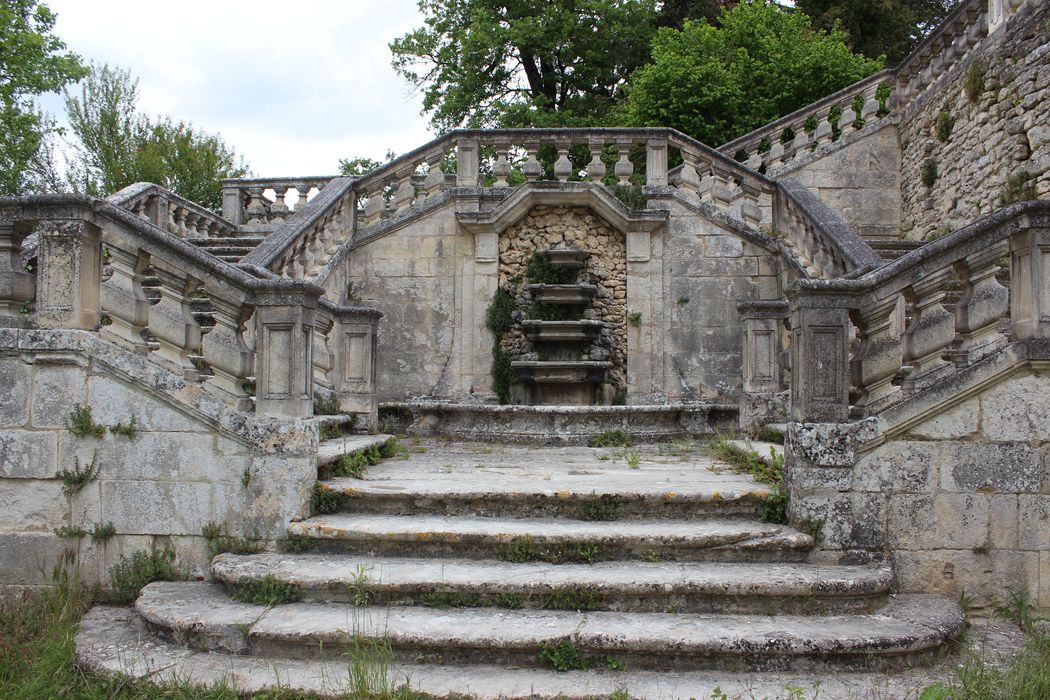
[788,370,1050,608]
[0,329,316,596]
[899,0,1050,241]
[496,205,628,395]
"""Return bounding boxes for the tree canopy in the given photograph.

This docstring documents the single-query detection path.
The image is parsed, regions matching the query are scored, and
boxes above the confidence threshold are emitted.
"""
[65,64,248,210]
[0,0,86,195]
[622,0,884,146]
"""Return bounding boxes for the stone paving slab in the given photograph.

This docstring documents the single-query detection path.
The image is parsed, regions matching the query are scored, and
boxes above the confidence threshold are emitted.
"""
[134,582,964,671]
[211,553,893,611]
[76,604,1028,700]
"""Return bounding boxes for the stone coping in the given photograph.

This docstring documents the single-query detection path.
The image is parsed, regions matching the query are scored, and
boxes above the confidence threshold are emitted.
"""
[389,401,729,415]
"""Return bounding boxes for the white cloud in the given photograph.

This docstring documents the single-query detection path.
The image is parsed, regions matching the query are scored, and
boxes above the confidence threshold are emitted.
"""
[40,0,435,175]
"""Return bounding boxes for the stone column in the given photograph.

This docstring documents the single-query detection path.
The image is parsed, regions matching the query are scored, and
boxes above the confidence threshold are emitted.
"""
[1011,222,1050,340]
[789,290,852,422]
[34,218,102,330]
[330,307,382,426]
[456,139,479,187]
[645,136,668,187]
[253,283,321,417]
[221,182,243,224]
[0,217,35,320]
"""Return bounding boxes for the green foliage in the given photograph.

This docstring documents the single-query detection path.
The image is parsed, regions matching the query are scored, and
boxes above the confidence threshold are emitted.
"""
[318,441,388,480]
[760,488,789,524]
[53,525,86,539]
[625,1,882,147]
[538,637,588,671]
[921,158,938,188]
[65,63,248,208]
[749,424,785,445]
[609,183,647,210]
[496,536,604,565]
[485,287,517,336]
[578,495,621,522]
[89,521,116,543]
[623,450,642,469]
[935,109,954,142]
[627,311,642,327]
[1001,170,1037,206]
[108,414,138,439]
[0,0,87,195]
[588,429,635,447]
[277,532,311,553]
[542,586,602,611]
[311,482,345,515]
[319,421,342,441]
[313,394,341,416]
[338,150,397,176]
[201,522,264,556]
[230,574,302,606]
[347,564,374,607]
[65,404,105,439]
[918,633,1050,699]
[797,0,952,65]
[528,302,574,321]
[491,345,517,405]
[55,449,100,495]
[965,60,986,103]
[108,548,184,604]
[526,252,576,285]
[497,592,524,609]
[390,0,660,130]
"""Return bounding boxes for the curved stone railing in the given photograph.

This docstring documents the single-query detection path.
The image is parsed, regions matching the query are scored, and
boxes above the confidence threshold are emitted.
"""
[0,194,382,420]
[108,183,237,239]
[787,199,1050,423]
[245,127,777,281]
[221,176,335,227]
[719,0,1029,173]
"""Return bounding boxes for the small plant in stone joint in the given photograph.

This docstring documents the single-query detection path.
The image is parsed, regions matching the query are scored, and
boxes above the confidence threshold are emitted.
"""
[965,61,986,103]
[921,158,939,188]
[935,109,954,142]
[626,310,642,327]
[65,404,106,439]
[108,414,137,439]
[230,573,302,605]
[56,450,101,495]
[90,521,116,543]
[311,482,345,515]
[1001,170,1037,205]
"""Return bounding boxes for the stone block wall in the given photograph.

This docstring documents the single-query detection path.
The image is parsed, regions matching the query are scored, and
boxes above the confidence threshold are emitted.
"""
[899,0,1050,241]
[789,370,1050,608]
[0,329,316,597]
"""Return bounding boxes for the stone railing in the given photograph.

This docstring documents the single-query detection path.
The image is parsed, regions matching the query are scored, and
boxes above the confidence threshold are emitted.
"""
[787,199,1050,423]
[719,0,1031,172]
[0,194,382,420]
[719,71,896,174]
[775,179,884,279]
[221,176,335,227]
[246,127,775,279]
[108,183,237,239]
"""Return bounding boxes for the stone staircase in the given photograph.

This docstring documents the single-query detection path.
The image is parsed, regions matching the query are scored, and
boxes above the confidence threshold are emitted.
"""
[77,438,965,698]
[187,235,269,263]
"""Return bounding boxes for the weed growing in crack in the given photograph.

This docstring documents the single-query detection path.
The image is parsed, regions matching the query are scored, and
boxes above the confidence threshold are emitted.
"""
[588,429,634,448]
[56,450,101,495]
[108,548,185,604]
[230,574,301,605]
[348,564,374,607]
[578,494,621,521]
[108,415,138,439]
[65,404,106,439]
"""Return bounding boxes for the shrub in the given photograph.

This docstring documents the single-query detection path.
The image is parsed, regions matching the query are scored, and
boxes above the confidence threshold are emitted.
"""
[108,549,184,604]
[935,109,954,142]
[56,450,101,495]
[921,158,938,188]
[311,482,344,515]
[485,287,516,336]
[965,61,986,103]
[491,346,517,405]
[1001,170,1037,205]
[526,252,576,285]
[588,429,634,448]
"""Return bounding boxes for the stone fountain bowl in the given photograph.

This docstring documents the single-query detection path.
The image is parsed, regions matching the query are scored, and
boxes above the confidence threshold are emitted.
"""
[527,283,598,305]
[520,319,605,342]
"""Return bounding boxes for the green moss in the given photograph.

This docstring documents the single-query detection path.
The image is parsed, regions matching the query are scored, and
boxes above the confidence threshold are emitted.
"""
[538,638,588,671]
[921,158,938,188]
[313,395,341,415]
[965,61,986,103]
[578,495,621,522]
[311,483,345,515]
[542,586,602,611]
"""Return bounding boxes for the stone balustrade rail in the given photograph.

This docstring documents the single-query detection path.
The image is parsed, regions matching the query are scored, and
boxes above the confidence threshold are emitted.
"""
[221,176,335,227]
[0,194,381,420]
[786,199,1050,423]
[108,182,237,239]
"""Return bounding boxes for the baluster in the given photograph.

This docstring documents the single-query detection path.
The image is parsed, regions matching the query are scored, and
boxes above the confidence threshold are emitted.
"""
[201,292,254,411]
[171,206,187,237]
[491,141,511,186]
[553,140,572,181]
[901,269,957,392]
[391,165,416,212]
[100,246,152,355]
[313,311,335,392]
[305,231,323,277]
[861,91,881,122]
[646,136,668,187]
[187,211,204,238]
[739,182,761,226]
[839,102,858,138]
[614,140,633,185]
[423,150,447,197]
[791,128,810,161]
[586,138,606,182]
[710,163,734,207]
[677,150,702,197]
[766,140,786,168]
[0,220,34,319]
[246,187,270,225]
[148,261,203,379]
[849,296,903,414]
[522,140,542,181]
[745,152,763,171]
[953,242,1010,364]
[269,186,291,220]
[813,113,833,148]
[362,182,386,226]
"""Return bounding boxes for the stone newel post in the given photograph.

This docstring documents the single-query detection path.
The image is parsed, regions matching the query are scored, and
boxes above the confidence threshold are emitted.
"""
[330,306,382,425]
[253,282,323,417]
[34,218,102,330]
[1010,219,1050,340]
[788,289,852,422]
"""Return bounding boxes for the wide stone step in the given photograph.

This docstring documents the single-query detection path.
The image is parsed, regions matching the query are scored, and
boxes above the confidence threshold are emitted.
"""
[287,513,812,562]
[80,605,971,699]
[135,582,964,672]
[212,553,893,614]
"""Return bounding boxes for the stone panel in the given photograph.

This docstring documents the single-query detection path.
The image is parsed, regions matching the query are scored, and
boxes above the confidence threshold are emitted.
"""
[852,441,936,494]
[30,363,87,429]
[907,398,980,439]
[86,374,205,433]
[979,373,1050,441]
[0,533,77,585]
[939,443,1041,493]
[0,479,68,531]
[100,480,215,535]
[0,358,30,427]
[0,430,57,478]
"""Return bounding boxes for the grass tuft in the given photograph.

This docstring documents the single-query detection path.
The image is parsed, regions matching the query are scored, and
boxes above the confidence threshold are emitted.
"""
[229,574,301,606]
[588,429,634,448]
[108,548,185,604]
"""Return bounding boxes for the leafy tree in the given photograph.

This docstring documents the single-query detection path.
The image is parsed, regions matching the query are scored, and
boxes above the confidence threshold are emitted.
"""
[796,0,953,65]
[65,63,248,210]
[0,0,86,195]
[390,0,660,130]
[623,0,883,147]
[338,151,398,176]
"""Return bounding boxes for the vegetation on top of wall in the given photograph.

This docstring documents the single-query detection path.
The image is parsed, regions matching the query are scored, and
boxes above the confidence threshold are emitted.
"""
[965,61,986,103]
[921,158,939,188]
[526,252,577,285]
[1001,170,1037,206]
[935,109,954,142]
[609,183,647,210]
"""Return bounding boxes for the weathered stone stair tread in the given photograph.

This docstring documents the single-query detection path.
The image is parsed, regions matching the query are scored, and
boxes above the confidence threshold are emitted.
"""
[136,582,963,670]
[79,605,968,699]
[288,513,812,559]
[212,552,893,609]
[316,432,393,467]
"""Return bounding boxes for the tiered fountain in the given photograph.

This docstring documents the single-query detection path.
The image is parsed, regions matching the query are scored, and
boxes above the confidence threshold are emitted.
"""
[511,249,611,405]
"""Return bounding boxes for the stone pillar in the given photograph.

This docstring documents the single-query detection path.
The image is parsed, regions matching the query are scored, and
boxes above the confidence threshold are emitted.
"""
[34,218,102,330]
[1010,222,1050,340]
[645,137,668,187]
[221,182,243,224]
[456,139,479,187]
[253,283,321,417]
[789,291,852,422]
[739,300,789,429]
[0,217,35,320]
[330,308,382,426]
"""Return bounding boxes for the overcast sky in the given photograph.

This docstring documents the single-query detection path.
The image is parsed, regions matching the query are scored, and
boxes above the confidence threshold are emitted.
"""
[38,1,435,177]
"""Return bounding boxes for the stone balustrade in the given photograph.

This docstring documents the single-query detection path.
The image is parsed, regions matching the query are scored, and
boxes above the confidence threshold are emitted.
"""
[221,176,334,227]
[787,199,1050,422]
[0,194,382,421]
[108,182,237,239]
[895,0,987,104]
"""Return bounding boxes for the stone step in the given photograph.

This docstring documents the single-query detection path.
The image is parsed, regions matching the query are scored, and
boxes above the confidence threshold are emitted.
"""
[287,513,812,562]
[212,553,894,614]
[190,236,268,247]
[79,605,973,699]
[318,438,775,520]
[135,582,964,672]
